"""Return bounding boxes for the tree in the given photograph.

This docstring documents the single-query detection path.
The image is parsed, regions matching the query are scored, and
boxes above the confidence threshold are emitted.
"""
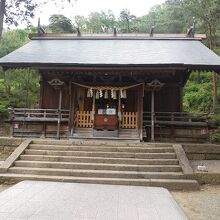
[0,0,75,39]
[119,9,136,33]
[74,15,87,32]
[48,14,74,33]
[0,29,39,118]
[183,0,220,49]
[87,12,103,33]
[0,0,37,39]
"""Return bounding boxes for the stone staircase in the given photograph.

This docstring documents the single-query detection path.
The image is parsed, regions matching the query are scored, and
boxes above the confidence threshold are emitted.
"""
[0,139,199,190]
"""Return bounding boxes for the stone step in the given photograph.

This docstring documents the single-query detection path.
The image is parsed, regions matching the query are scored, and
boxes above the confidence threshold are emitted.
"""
[9,167,184,179]
[15,160,182,172]
[29,144,174,153]
[31,139,172,147]
[0,173,200,190]
[20,155,179,165]
[24,149,176,159]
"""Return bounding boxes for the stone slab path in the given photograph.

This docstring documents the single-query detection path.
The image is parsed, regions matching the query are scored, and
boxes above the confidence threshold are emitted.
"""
[0,181,188,220]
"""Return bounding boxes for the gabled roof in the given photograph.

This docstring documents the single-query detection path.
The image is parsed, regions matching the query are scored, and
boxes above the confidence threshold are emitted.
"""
[0,33,220,71]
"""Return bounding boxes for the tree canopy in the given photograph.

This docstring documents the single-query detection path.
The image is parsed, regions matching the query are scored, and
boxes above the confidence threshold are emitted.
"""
[48,14,74,33]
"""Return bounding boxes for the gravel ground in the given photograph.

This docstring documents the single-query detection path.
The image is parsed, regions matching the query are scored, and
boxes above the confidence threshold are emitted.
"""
[172,185,220,220]
[0,184,219,220]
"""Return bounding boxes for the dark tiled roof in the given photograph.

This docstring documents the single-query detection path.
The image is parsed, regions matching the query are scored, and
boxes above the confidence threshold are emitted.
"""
[0,35,220,70]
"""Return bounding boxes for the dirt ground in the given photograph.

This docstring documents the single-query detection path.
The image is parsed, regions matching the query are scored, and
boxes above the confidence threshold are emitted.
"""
[0,184,219,220]
[172,185,220,220]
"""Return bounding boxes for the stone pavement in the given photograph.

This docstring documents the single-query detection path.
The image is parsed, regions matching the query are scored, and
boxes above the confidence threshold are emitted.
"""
[0,181,188,220]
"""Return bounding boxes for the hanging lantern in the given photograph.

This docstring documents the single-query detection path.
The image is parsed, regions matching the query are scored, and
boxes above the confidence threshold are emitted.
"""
[95,90,99,99]
[104,90,108,99]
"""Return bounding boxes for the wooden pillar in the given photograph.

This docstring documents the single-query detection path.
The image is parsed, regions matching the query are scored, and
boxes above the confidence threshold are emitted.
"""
[139,84,144,141]
[91,93,95,121]
[68,80,72,134]
[71,85,77,135]
[57,89,62,139]
[118,91,121,121]
[151,90,155,142]
[137,84,144,141]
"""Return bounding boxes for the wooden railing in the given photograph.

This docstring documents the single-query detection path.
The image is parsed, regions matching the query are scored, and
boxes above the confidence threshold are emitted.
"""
[12,108,69,122]
[76,111,93,128]
[121,112,138,129]
[143,112,211,141]
[143,112,209,126]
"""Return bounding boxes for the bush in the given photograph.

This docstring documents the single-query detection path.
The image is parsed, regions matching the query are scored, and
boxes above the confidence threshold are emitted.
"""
[210,129,220,143]
[212,115,220,127]
[183,71,213,113]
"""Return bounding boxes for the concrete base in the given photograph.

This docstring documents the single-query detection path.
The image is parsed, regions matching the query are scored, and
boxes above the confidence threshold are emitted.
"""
[0,181,188,220]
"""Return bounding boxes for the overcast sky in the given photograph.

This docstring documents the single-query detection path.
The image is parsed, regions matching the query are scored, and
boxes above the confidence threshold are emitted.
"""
[33,0,166,26]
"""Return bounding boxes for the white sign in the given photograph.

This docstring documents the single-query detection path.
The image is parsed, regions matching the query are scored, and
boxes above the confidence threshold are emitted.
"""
[106,108,116,115]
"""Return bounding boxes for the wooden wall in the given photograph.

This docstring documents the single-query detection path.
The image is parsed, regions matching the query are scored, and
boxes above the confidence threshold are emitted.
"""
[143,85,181,112]
[40,72,182,113]
[40,75,70,109]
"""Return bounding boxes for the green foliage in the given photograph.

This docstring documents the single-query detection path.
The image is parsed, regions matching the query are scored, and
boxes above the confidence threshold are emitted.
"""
[183,72,213,113]
[48,14,74,33]
[0,30,40,119]
[212,115,220,127]
[0,29,29,58]
[210,129,220,143]
[119,9,136,33]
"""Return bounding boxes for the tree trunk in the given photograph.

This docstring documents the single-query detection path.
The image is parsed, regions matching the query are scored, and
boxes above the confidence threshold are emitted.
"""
[207,22,213,49]
[0,0,6,39]
[212,71,218,110]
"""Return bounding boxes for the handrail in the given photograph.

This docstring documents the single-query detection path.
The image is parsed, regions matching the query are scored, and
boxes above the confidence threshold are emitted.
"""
[143,111,209,123]
[12,108,70,119]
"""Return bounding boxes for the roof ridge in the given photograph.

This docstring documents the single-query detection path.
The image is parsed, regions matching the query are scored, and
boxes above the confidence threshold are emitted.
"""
[29,33,206,41]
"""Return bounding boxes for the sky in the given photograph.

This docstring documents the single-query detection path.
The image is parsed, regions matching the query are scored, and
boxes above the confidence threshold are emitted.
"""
[33,0,166,26]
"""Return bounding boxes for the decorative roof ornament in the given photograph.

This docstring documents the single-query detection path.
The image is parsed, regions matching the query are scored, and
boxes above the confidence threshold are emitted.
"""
[146,79,164,91]
[187,17,196,38]
[48,78,64,90]
[150,26,155,37]
[38,18,46,35]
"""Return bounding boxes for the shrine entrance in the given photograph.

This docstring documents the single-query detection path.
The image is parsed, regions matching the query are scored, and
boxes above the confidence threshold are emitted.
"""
[72,82,143,139]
